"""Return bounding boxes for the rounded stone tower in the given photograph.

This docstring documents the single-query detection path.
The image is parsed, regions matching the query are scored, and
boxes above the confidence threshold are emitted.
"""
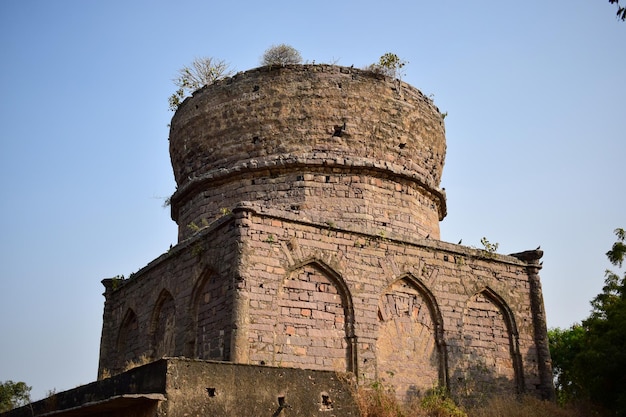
[168,64,447,242]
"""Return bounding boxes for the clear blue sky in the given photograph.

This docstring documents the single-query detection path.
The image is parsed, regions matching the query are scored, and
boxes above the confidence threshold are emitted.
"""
[1,0,624,401]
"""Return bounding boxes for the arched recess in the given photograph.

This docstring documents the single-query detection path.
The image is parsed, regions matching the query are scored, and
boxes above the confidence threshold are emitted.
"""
[460,286,524,397]
[149,289,176,359]
[272,259,357,373]
[188,268,232,361]
[376,274,448,401]
[116,308,140,371]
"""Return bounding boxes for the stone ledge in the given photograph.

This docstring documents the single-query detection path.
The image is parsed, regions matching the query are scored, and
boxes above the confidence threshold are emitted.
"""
[3,359,359,417]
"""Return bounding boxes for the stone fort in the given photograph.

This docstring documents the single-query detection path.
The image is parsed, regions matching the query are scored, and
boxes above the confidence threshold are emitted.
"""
[93,64,553,408]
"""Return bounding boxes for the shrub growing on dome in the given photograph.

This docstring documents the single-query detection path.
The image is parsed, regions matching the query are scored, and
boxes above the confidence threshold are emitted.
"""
[260,44,302,66]
[168,57,233,110]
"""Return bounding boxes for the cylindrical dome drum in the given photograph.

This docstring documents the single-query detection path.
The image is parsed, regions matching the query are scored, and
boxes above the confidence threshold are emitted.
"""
[169,64,447,241]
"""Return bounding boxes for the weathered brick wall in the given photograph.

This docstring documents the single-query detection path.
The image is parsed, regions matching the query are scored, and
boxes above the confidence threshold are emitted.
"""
[98,207,552,402]
[98,216,240,376]
[232,204,548,402]
[168,64,446,242]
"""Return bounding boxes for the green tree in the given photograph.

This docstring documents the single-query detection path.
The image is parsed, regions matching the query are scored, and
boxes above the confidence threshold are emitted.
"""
[548,325,586,404]
[260,44,302,66]
[549,228,626,414]
[577,228,626,414]
[0,380,31,412]
[168,57,233,111]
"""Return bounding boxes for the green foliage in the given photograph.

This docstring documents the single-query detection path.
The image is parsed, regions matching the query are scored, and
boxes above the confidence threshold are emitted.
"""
[606,227,625,267]
[111,275,124,290]
[0,380,31,412]
[549,227,626,414]
[191,242,205,257]
[187,221,200,233]
[168,57,233,110]
[367,53,408,79]
[354,382,468,417]
[187,218,210,234]
[479,237,499,253]
[420,387,467,417]
[260,44,302,66]
[548,325,586,404]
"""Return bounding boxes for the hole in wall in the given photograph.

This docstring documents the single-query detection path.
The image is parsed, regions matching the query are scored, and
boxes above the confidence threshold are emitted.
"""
[206,387,216,397]
[325,176,331,183]
[332,122,346,137]
[260,360,266,365]
[399,143,406,149]
[320,392,333,411]
[273,396,289,417]
[253,85,260,92]
[296,175,304,181]
[252,136,260,144]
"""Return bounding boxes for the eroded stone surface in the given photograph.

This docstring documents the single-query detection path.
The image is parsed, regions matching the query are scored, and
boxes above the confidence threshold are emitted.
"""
[168,65,446,242]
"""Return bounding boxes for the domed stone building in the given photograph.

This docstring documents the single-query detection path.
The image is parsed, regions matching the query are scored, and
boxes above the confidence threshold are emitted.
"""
[99,64,553,403]
[8,65,553,417]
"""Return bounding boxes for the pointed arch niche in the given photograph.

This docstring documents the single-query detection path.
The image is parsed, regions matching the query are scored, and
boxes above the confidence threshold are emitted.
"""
[116,308,140,371]
[190,268,232,361]
[149,289,176,359]
[376,275,447,401]
[273,260,356,372]
[460,287,524,397]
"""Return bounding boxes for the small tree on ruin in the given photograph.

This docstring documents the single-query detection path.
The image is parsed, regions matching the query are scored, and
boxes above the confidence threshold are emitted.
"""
[168,57,233,111]
[260,44,302,66]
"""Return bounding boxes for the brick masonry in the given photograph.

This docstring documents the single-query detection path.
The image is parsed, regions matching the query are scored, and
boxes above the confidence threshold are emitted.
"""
[97,65,554,404]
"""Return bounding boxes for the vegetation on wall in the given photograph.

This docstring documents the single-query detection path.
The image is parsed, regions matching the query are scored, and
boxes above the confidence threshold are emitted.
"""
[260,43,302,66]
[480,237,499,254]
[366,53,408,79]
[168,56,233,110]
[168,48,413,111]
[549,228,626,415]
